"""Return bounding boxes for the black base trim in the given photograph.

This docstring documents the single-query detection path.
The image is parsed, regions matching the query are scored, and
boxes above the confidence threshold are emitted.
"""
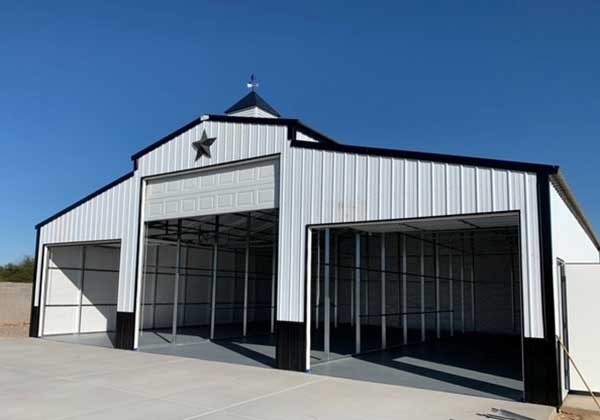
[29,306,39,338]
[115,312,135,350]
[569,390,600,397]
[523,337,561,406]
[276,321,306,372]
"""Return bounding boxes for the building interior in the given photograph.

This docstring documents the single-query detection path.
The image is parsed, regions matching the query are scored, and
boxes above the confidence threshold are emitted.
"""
[41,211,524,401]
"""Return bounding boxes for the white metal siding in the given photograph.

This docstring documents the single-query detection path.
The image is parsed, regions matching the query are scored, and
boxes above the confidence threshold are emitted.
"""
[144,159,279,221]
[549,184,599,396]
[35,120,287,318]
[227,107,278,118]
[35,175,139,314]
[136,120,286,178]
[564,263,600,393]
[278,142,544,338]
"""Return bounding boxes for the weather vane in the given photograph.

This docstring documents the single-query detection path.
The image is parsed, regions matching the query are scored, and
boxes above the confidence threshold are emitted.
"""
[247,74,259,92]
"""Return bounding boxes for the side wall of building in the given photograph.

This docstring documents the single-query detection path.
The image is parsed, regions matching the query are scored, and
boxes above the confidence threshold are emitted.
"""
[550,183,599,398]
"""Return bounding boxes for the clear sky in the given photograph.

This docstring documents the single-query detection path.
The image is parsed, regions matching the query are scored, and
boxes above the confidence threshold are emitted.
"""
[1,1,600,264]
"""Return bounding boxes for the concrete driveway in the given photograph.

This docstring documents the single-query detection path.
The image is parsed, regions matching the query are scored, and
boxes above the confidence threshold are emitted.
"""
[0,338,554,420]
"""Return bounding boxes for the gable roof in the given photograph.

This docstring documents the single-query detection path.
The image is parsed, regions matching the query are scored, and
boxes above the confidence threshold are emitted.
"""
[224,92,281,117]
[39,112,599,251]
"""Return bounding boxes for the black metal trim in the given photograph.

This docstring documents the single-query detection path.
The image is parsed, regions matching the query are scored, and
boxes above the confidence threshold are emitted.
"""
[28,229,41,338]
[305,210,520,230]
[290,139,559,174]
[115,311,135,350]
[36,171,134,229]
[522,172,560,407]
[131,117,205,162]
[130,114,341,166]
[569,390,600,397]
[276,321,306,371]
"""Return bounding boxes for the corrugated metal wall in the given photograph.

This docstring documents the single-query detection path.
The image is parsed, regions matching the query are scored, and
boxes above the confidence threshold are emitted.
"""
[35,117,546,338]
[35,175,139,315]
[35,120,286,318]
[278,143,544,338]
[136,120,285,178]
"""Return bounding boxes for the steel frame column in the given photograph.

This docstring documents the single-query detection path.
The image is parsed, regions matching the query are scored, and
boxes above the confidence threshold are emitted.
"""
[333,233,338,329]
[449,239,454,337]
[315,231,321,329]
[270,241,276,334]
[243,213,251,337]
[402,233,407,345]
[210,216,219,340]
[172,220,182,344]
[351,236,354,328]
[77,246,87,334]
[420,232,425,342]
[355,232,361,354]
[434,234,440,339]
[381,233,386,349]
[152,246,159,330]
[461,233,465,334]
[324,229,331,359]
[509,241,516,334]
[470,232,476,332]
[181,246,188,328]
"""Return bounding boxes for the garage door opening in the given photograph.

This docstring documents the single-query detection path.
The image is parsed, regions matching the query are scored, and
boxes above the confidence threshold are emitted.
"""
[41,242,120,348]
[138,209,278,368]
[308,213,523,401]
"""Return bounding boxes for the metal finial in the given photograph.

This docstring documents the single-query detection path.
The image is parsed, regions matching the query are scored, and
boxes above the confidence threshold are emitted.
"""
[247,74,259,92]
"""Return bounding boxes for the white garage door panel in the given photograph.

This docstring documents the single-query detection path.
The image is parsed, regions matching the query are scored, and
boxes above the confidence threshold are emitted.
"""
[144,159,279,221]
[49,246,83,269]
[82,271,119,305]
[85,246,120,270]
[44,306,78,335]
[565,264,600,393]
[46,269,81,305]
[43,244,120,337]
[80,306,117,333]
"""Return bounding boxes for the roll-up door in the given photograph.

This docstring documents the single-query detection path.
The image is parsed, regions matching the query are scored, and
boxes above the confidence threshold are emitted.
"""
[42,243,119,335]
[144,158,279,222]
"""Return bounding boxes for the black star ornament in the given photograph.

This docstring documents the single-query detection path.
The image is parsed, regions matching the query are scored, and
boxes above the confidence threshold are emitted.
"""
[192,130,217,160]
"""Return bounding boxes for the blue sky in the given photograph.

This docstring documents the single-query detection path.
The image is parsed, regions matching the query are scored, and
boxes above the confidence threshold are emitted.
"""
[1,1,600,264]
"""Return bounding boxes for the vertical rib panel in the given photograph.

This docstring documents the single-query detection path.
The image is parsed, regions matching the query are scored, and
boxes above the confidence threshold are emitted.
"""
[418,161,432,217]
[277,146,543,337]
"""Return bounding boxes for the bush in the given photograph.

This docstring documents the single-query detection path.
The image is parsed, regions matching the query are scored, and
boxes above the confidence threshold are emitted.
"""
[0,257,35,283]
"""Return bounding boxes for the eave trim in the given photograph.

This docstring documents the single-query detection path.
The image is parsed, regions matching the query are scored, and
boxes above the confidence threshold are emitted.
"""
[550,171,600,250]
[35,171,135,229]
[290,139,558,174]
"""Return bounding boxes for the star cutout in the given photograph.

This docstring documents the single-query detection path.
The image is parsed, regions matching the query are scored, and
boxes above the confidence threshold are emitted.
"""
[192,130,217,160]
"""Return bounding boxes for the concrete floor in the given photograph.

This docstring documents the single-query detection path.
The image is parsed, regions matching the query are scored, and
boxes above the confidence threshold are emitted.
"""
[311,334,524,401]
[142,335,277,368]
[44,332,523,401]
[0,338,554,420]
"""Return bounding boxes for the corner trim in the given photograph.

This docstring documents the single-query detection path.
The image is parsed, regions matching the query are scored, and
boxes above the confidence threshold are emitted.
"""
[28,228,41,337]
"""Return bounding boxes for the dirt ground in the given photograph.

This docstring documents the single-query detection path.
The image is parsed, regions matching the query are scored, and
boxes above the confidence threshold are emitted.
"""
[558,407,600,420]
[0,321,29,339]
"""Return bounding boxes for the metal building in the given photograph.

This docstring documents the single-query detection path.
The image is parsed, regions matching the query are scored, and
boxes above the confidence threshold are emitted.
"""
[30,89,600,407]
